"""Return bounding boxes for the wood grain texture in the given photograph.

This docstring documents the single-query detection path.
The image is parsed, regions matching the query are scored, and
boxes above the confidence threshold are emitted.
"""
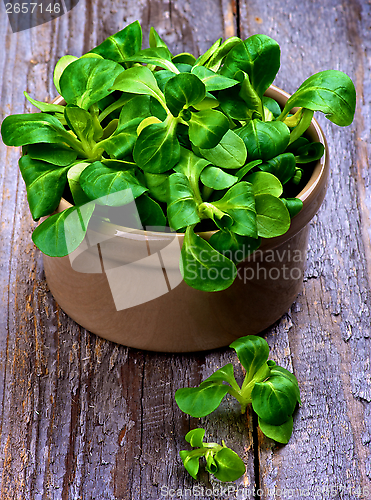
[239,0,371,498]
[0,0,371,498]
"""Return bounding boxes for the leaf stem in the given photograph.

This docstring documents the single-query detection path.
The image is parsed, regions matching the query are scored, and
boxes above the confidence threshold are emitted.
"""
[60,132,88,158]
[98,96,127,123]
[185,443,222,459]
[202,185,214,201]
[276,108,290,122]
[283,107,303,127]
[160,60,180,74]
[89,104,104,140]
[227,386,246,406]
[101,119,118,139]
[259,98,265,123]
[288,108,314,145]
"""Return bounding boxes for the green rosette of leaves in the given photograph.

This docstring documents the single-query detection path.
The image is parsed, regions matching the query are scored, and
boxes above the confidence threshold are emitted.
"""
[179,428,245,482]
[175,335,301,446]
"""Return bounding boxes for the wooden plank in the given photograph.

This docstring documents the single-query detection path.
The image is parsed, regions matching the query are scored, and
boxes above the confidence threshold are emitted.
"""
[0,1,257,499]
[238,0,371,498]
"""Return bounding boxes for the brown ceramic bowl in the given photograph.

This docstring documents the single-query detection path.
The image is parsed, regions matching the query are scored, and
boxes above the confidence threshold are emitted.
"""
[43,86,329,352]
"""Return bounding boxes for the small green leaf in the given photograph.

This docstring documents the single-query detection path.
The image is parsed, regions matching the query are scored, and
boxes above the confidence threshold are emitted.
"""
[133,117,180,173]
[27,143,77,166]
[235,160,263,180]
[180,226,237,291]
[236,119,290,161]
[172,53,196,66]
[255,194,291,238]
[263,96,282,118]
[238,71,262,113]
[179,451,200,480]
[281,198,303,218]
[279,70,356,126]
[164,73,206,116]
[200,166,238,190]
[89,20,142,62]
[175,382,230,417]
[251,373,298,425]
[149,26,170,50]
[206,452,219,474]
[191,66,239,91]
[53,55,78,93]
[136,194,166,228]
[213,183,257,237]
[213,448,246,482]
[80,161,147,206]
[59,57,124,110]
[184,428,206,447]
[100,118,142,160]
[198,202,233,231]
[204,456,219,478]
[19,156,69,220]
[1,113,71,147]
[221,34,280,98]
[199,129,247,168]
[144,172,169,203]
[110,65,166,108]
[206,36,242,71]
[245,171,283,197]
[64,105,95,145]
[167,173,200,231]
[292,168,303,185]
[218,87,254,121]
[258,416,294,444]
[24,91,65,113]
[209,230,261,263]
[259,153,296,184]
[194,38,222,67]
[229,335,270,383]
[67,162,92,206]
[124,47,179,73]
[287,108,314,145]
[101,118,119,139]
[188,109,229,149]
[32,203,96,257]
[203,363,237,387]
[180,428,245,482]
[294,141,325,163]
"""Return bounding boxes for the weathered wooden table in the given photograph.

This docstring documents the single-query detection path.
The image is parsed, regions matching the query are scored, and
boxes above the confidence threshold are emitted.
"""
[1,0,371,498]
